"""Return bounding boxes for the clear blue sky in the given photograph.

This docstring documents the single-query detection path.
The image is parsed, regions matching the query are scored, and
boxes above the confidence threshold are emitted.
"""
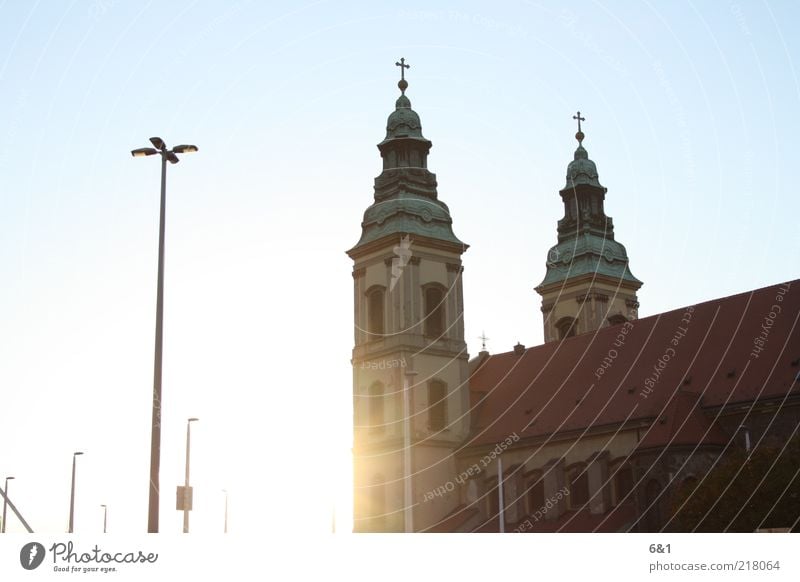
[1,0,798,534]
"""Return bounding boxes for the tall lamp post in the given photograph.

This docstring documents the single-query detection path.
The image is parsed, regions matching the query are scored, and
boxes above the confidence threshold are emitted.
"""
[100,504,108,534]
[131,138,198,533]
[2,476,15,533]
[183,417,199,533]
[68,452,84,533]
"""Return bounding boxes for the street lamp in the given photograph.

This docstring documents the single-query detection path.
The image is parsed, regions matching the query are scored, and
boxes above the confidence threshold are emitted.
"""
[183,417,199,533]
[222,489,228,534]
[403,367,418,533]
[2,476,15,533]
[131,137,198,533]
[100,504,108,534]
[69,452,84,533]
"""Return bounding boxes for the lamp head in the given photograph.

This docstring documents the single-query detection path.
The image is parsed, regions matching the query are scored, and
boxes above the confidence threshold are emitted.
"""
[173,144,198,154]
[149,137,166,150]
[131,148,157,157]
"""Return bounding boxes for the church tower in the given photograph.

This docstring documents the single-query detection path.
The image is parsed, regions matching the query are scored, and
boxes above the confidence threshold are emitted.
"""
[536,113,642,342]
[347,60,470,532]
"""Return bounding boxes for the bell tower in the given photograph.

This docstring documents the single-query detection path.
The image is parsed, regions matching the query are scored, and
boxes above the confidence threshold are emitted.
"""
[347,60,470,532]
[536,113,642,342]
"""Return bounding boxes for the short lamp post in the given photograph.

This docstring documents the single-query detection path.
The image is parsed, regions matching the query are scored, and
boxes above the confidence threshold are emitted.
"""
[131,138,197,533]
[100,504,108,534]
[68,452,84,533]
[2,476,15,533]
[222,489,228,534]
[182,417,199,533]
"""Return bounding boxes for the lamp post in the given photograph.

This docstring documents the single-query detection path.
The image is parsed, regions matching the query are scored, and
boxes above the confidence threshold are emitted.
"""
[183,417,199,533]
[403,367,418,533]
[69,452,84,533]
[739,424,751,452]
[2,476,15,533]
[100,504,107,533]
[222,489,228,534]
[131,138,198,533]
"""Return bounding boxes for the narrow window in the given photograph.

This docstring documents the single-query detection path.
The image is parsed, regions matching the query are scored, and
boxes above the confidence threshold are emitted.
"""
[527,477,545,515]
[428,380,447,431]
[367,288,384,337]
[424,286,445,337]
[488,479,499,517]
[644,479,663,532]
[615,464,634,504]
[568,467,589,508]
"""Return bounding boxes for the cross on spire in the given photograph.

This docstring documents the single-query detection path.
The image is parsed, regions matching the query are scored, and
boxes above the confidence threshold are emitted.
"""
[395,58,410,95]
[479,331,490,351]
[573,111,585,133]
[395,57,410,81]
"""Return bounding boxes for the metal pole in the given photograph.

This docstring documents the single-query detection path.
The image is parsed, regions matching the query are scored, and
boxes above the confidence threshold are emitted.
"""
[0,485,33,533]
[223,490,228,534]
[183,419,192,533]
[403,369,417,532]
[498,456,505,533]
[148,153,168,533]
[101,505,107,533]
[2,477,13,533]
[69,454,80,533]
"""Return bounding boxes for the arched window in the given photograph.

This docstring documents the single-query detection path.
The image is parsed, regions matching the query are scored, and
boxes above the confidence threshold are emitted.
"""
[556,317,577,340]
[608,314,628,327]
[428,380,447,431]
[568,466,589,509]
[614,463,634,505]
[368,382,384,434]
[487,477,499,517]
[423,285,446,337]
[527,475,545,515]
[644,479,663,532]
[369,474,386,531]
[366,287,385,338]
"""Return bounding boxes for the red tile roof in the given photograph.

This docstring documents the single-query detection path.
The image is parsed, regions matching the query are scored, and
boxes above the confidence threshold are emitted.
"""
[467,280,800,449]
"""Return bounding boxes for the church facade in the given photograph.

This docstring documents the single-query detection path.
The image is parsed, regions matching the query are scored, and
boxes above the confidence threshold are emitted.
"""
[348,65,800,532]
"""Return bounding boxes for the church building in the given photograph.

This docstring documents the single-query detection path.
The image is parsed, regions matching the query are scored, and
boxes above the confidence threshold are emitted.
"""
[348,62,800,533]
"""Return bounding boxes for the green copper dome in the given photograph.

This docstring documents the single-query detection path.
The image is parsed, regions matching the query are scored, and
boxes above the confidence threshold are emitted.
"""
[349,75,465,253]
[538,232,641,288]
[385,95,424,140]
[564,142,603,189]
[538,123,641,291]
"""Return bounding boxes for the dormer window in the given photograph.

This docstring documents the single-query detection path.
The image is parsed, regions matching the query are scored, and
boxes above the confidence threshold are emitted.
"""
[556,317,577,340]
[608,314,628,326]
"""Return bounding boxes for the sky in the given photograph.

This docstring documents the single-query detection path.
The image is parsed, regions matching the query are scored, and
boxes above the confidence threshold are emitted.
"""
[0,0,798,536]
